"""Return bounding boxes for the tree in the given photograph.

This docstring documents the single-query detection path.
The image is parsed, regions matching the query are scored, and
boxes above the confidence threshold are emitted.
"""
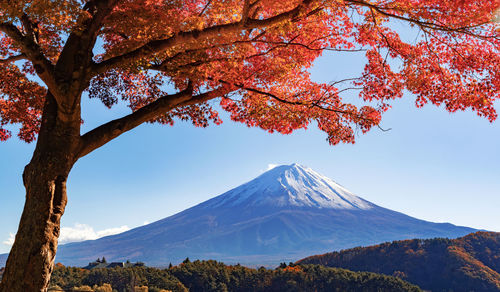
[0,0,498,290]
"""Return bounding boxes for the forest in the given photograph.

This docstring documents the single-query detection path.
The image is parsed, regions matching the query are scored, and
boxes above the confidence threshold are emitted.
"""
[299,231,500,291]
[48,260,420,292]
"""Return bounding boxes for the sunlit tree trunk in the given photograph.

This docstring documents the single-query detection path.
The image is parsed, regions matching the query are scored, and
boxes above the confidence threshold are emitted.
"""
[0,93,80,292]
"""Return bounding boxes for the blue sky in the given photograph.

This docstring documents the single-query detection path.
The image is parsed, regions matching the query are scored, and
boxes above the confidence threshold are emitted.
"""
[1,49,499,254]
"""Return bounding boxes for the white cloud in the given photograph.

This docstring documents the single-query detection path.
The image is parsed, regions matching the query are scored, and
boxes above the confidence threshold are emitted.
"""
[267,164,278,170]
[2,233,15,246]
[59,223,130,244]
[143,220,150,225]
[58,223,97,243]
[95,225,130,238]
[3,224,130,247]
[260,163,280,174]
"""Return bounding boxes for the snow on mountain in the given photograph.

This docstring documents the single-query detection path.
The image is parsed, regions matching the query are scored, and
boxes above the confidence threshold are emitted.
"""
[203,163,373,210]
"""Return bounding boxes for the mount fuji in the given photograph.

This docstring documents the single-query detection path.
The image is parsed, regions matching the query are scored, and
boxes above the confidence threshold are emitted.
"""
[0,163,476,267]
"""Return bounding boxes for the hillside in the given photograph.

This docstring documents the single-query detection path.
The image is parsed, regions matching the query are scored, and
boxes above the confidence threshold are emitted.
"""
[49,261,422,292]
[298,231,500,292]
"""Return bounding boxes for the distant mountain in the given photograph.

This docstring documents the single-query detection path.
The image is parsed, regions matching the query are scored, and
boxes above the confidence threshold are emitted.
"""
[298,232,500,292]
[0,164,477,267]
[0,254,6,268]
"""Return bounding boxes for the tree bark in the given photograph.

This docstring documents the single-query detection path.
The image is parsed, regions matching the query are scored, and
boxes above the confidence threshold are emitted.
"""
[0,92,80,292]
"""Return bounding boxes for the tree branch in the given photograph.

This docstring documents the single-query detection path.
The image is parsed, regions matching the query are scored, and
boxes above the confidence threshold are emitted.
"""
[235,39,365,52]
[78,84,192,157]
[78,83,235,158]
[216,79,355,116]
[215,79,381,128]
[0,22,58,94]
[20,14,39,43]
[148,41,286,72]
[346,0,495,39]
[57,0,119,80]
[82,0,120,36]
[199,0,213,16]
[44,0,120,118]
[242,0,252,23]
[0,54,26,64]
[92,0,315,75]
[176,85,234,108]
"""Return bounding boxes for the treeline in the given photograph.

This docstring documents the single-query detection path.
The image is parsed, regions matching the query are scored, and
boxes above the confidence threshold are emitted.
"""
[298,231,500,292]
[50,265,183,292]
[50,260,421,292]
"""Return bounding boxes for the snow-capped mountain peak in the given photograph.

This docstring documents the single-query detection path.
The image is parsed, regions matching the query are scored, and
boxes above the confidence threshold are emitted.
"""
[204,163,373,210]
[44,162,476,267]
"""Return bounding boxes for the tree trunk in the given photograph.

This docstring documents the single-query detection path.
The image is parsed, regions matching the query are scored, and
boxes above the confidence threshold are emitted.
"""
[0,92,80,292]
[0,168,69,291]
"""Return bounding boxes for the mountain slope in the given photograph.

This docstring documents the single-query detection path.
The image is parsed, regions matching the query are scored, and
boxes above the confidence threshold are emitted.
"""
[298,232,500,292]
[1,164,477,267]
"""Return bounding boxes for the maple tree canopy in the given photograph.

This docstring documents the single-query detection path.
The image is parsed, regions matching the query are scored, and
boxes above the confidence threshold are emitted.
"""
[0,0,499,150]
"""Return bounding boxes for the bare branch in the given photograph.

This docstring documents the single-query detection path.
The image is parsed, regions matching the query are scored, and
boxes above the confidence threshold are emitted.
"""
[329,77,362,86]
[336,87,363,94]
[199,0,213,16]
[377,124,392,131]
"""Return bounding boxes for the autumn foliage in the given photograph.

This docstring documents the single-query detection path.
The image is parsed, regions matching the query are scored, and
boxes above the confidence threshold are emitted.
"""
[1,0,498,147]
[298,232,500,292]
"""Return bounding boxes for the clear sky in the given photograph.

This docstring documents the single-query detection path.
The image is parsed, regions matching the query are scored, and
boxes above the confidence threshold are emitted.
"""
[1,48,499,254]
